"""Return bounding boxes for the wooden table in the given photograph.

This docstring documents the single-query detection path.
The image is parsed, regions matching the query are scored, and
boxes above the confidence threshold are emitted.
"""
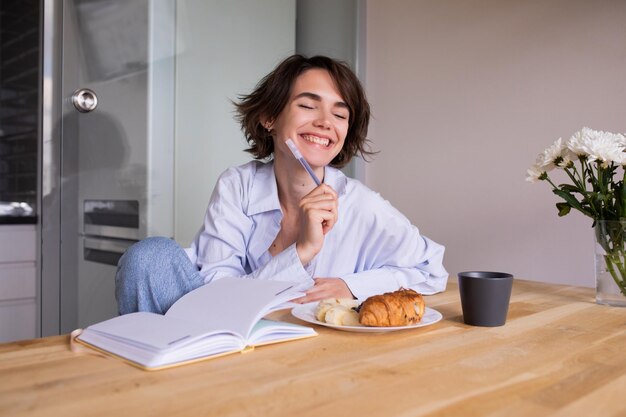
[1,280,625,417]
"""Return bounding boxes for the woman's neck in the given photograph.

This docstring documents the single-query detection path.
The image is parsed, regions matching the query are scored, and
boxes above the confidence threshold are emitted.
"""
[273,157,323,214]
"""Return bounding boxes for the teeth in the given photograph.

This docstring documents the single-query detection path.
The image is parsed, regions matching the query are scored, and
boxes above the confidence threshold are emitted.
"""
[302,135,330,147]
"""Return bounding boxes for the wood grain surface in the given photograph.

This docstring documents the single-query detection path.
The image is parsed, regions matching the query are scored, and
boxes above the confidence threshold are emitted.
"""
[0,280,624,417]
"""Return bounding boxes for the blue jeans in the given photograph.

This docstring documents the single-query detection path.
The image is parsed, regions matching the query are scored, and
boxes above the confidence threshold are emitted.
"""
[115,237,204,315]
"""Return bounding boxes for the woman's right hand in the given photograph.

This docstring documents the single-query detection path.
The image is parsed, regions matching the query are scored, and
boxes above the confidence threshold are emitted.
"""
[296,184,338,265]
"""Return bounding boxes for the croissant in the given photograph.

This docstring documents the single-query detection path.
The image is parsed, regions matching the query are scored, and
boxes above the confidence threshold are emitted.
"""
[358,288,425,327]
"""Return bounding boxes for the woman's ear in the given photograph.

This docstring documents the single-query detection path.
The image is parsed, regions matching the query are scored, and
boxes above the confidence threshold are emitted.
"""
[262,118,274,133]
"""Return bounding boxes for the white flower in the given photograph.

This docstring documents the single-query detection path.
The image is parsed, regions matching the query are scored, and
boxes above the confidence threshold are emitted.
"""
[557,154,575,168]
[568,127,626,166]
[586,138,624,168]
[538,137,572,171]
[568,128,592,156]
[604,130,626,147]
[610,150,626,166]
[526,163,546,183]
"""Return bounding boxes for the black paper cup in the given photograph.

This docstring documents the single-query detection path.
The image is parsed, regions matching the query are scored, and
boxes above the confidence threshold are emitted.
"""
[458,271,514,327]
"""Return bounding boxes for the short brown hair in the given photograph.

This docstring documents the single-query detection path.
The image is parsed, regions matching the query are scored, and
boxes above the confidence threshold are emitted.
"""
[235,55,374,168]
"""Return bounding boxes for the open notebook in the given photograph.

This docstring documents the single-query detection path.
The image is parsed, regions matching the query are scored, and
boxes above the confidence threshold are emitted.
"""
[76,278,316,370]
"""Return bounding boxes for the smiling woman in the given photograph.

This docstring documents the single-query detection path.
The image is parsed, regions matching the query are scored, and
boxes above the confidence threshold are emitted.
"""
[115,55,449,314]
[268,69,349,171]
[236,56,371,168]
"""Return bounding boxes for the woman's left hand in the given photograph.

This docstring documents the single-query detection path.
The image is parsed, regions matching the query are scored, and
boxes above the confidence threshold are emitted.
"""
[293,278,354,303]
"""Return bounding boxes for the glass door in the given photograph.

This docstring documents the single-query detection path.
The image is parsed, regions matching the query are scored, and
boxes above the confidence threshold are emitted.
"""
[42,0,175,333]
[41,0,297,336]
[63,0,175,331]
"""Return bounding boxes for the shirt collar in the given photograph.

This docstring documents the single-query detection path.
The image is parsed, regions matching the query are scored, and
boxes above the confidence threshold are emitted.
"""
[247,161,280,216]
[246,160,348,216]
[323,164,348,197]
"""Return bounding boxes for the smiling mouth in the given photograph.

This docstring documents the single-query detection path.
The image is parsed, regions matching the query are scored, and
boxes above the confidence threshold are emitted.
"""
[301,134,331,147]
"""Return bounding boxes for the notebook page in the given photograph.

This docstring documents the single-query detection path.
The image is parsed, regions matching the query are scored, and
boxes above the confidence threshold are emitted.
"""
[81,312,221,351]
[165,278,302,339]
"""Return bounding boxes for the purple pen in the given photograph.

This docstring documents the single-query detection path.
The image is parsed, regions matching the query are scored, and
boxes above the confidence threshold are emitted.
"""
[285,138,322,186]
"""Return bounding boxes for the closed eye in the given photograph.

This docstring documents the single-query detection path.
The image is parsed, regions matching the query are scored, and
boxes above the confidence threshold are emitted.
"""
[334,113,348,120]
[298,104,314,110]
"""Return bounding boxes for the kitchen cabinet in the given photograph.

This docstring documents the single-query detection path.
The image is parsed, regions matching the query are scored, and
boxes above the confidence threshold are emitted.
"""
[0,225,36,342]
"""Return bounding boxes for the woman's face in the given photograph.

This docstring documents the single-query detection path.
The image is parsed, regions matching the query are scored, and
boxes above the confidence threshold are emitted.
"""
[270,68,350,169]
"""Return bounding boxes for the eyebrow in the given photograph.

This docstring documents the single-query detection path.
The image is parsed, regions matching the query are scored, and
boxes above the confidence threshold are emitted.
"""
[294,92,349,110]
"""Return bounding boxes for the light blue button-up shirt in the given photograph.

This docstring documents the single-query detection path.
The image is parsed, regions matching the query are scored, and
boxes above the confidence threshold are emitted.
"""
[185,160,448,299]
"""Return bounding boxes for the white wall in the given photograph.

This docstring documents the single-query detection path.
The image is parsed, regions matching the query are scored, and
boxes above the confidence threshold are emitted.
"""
[174,0,295,245]
[364,0,626,286]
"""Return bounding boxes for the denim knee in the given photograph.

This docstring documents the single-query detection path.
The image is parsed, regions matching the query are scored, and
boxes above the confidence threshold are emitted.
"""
[119,237,177,270]
[115,236,177,314]
[115,236,202,314]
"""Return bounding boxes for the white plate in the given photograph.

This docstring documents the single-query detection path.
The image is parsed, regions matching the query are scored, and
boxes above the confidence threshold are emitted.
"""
[291,303,443,333]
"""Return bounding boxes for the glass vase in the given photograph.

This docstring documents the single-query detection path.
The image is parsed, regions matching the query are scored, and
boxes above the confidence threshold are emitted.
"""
[594,220,626,307]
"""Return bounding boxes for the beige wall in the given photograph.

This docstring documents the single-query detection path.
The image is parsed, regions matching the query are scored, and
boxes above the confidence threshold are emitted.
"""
[364,0,626,286]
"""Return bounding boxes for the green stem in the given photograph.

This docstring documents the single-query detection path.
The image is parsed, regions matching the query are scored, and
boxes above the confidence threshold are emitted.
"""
[603,254,626,297]
[546,177,559,189]
[586,160,597,189]
[621,169,626,219]
[563,166,584,191]
[573,162,585,185]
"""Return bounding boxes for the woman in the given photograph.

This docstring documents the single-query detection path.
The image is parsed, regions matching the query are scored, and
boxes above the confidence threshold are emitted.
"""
[116,55,447,314]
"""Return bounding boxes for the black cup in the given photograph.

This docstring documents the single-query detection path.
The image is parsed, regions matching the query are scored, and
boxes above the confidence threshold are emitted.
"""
[458,271,513,327]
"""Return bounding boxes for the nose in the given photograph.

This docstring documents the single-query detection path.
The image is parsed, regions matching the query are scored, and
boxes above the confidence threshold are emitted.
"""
[313,111,332,130]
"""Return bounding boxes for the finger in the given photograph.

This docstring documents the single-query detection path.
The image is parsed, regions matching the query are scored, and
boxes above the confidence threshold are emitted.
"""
[321,204,338,233]
[294,279,351,303]
[291,296,308,304]
[303,281,328,294]
[292,292,324,303]
[319,184,338,198]
[306,184,338,199]
[304,209,336,230]
[296,291,330,304]
[300,200,337,213]
[300,200,337,218]
[304,281,338,297]
[324,204,338,228]
[300,194,337,209]
[301,194,338,214]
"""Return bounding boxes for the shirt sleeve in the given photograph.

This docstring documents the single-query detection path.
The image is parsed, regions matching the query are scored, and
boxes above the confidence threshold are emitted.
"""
[187,169,314,291]
[338,192,448,300]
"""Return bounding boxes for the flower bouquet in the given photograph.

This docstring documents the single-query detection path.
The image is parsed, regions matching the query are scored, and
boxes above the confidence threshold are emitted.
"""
[527,127,626,306]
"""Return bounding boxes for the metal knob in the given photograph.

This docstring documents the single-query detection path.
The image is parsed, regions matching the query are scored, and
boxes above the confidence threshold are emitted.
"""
[72,88,98,113]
